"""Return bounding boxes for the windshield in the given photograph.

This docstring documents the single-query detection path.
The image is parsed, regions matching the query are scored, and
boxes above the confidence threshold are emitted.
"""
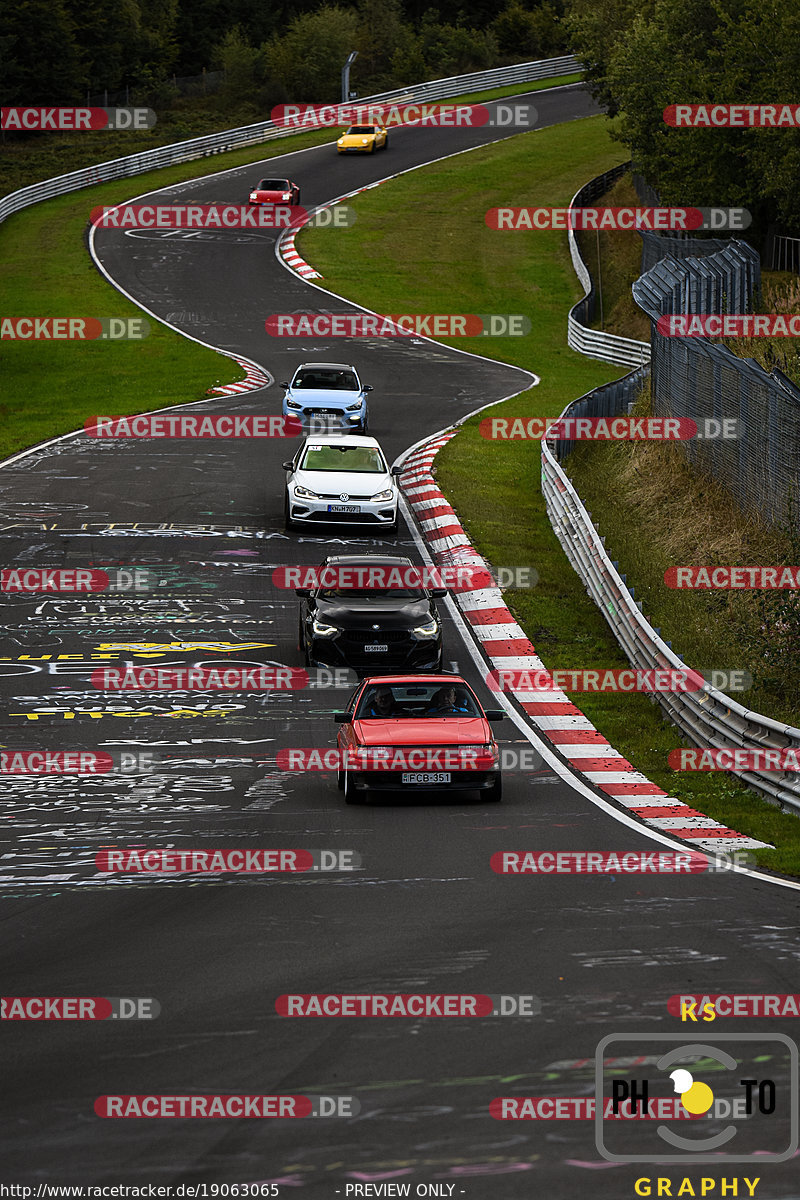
[300,445,386,473]
[347,126,377,134]
[355,683,480,719]
[293,370,359,391]
[257,179,289,190]
[318,587,423,600]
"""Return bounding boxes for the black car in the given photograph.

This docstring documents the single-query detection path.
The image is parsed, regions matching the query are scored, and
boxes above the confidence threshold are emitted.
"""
[296,554,446,673]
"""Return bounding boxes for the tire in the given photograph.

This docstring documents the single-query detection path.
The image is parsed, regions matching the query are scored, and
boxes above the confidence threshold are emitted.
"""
[284,493,295,531]
[361,414,368,434]
[343,769,366,805]
[295,190,301,205]
[336,765,345,791]
[385,514,399,536]
[368,142,375,153]
[383,136,389,150]
[297,616,310,666]
[486,775,503,803]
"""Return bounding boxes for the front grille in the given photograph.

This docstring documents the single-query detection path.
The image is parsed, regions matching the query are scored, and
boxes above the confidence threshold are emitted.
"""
[343,630,409,643]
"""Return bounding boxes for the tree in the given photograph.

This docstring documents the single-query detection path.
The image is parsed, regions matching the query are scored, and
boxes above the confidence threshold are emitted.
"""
[264,6,360,102]
[0,0,84,103]
[492,2,567,62]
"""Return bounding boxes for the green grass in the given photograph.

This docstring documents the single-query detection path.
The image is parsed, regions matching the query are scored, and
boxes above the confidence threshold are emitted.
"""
[299,113,800,876]
[0,125,347,461]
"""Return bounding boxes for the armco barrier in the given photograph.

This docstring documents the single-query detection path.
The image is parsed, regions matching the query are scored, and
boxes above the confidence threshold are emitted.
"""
[0,55,580,226]
[546,168,800,816]
[566,162,651,368]
[541,435,800,815]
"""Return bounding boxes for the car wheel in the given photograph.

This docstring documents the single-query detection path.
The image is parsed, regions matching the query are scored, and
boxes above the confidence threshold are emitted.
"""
[361,415,369,434]
[336,764,345,790]
[284,493,295,531]
[386,515,399,536]
[295,190,301,204]
[368,142,375,153]
[486,775,503,803]
[383,136,389,149]
[343,769,366,805]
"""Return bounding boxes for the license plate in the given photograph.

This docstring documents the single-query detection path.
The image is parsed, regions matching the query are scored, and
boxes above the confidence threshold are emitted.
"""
[364,643,388,652]
[401,772,451,784]
[329,504,360,513]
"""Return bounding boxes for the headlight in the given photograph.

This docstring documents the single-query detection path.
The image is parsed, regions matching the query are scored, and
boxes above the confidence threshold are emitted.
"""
[460,743,499,765]
[282,193,291,200]
[249,193,259,200]
[362,138,369,144]
[312,617,339,637]
[285,398,301,409]
[412,618,439,638]
[294,484,318,499]
[371,488,395,502]
[338,137,345,144]
[345,401,363,411]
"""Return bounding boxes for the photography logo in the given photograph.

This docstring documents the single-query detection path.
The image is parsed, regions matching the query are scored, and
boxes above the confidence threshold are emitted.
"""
[595,1033,798,1162]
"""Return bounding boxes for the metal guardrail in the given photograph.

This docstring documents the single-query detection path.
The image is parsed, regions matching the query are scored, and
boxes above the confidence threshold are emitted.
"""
[566,163,651,367]
[541,432,800,814]
[544,167,800,815]
[0,55,581,225]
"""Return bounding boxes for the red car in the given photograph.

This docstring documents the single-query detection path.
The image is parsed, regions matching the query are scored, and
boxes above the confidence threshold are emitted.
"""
[334,674,504,804]
[248,177,301,205]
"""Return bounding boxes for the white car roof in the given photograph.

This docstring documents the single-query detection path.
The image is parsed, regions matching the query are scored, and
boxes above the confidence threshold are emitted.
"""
[294,362,358,372]
[301,434,380,448]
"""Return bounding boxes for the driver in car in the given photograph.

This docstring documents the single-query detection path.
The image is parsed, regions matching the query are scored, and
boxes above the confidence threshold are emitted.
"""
[427,685,470,715]
[363,685,402,718]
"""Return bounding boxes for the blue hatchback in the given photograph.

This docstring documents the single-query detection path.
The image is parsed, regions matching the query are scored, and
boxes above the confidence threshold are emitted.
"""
[281,363,372,434]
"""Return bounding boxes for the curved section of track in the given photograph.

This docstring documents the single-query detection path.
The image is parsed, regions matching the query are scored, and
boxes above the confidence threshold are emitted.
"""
[2,86,798,1194]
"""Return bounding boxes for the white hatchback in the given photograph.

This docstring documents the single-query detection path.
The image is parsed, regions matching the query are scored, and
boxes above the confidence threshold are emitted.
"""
[283,435,401,533]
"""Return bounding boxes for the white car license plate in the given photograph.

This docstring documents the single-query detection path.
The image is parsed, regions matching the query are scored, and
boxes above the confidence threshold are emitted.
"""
[401,772,451,784]
[364,643,388,652]
[329,504,360,513]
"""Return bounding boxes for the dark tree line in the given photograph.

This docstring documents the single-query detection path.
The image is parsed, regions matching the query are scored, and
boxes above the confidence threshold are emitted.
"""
[0,0,569,106]
[565,0,800,234]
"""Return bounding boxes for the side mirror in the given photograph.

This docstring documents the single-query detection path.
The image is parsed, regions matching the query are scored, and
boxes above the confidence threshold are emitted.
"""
[333,711,350,723]
[282,461,293,471]
[484,709,505,721]
[279,381,290,389]
[430,588,447,597]
[390,465,402,476]
[363,384,374,392]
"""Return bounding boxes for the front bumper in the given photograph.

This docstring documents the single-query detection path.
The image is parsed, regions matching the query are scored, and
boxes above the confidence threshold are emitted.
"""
[283,405,365,432]
[307,632,441,673]
[346,770,501,795]
[287,492,397,526]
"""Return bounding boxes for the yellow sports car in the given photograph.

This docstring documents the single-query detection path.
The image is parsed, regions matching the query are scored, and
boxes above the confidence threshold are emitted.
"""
[337,124,389,153]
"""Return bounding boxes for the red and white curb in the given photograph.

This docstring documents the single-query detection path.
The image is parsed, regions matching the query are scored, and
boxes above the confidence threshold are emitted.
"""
[400,432,770,853]
[279,228,322,280]
[207,355,270,396]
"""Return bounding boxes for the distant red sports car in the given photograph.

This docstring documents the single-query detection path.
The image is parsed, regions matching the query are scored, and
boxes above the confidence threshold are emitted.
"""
[248,177,301,205]
[334,674,503,804]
